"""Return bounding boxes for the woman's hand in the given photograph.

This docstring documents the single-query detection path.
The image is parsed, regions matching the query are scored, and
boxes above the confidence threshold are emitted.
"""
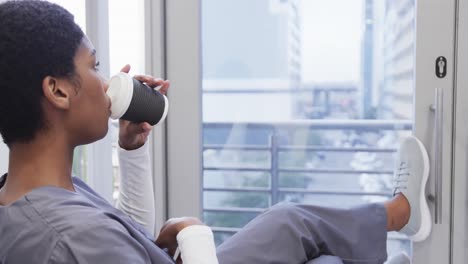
[117,65,170,150]
[155,217,204,261]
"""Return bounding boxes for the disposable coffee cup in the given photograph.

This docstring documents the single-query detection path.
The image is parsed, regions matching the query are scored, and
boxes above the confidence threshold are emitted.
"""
[107,72,169,126]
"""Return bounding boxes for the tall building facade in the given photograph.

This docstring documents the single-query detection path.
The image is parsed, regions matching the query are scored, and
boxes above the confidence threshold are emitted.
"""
[202,0,301,122]
[363,0,415,120]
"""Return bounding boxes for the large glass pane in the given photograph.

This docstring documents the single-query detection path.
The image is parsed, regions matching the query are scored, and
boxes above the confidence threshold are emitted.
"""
[108,0,146,202]
[202,0,415,258]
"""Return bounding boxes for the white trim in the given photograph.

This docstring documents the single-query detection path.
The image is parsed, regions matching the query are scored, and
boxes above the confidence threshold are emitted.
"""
[165,0,203,219]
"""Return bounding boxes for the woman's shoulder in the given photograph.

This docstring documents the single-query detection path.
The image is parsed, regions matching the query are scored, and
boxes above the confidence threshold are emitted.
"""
[22,184,116,234]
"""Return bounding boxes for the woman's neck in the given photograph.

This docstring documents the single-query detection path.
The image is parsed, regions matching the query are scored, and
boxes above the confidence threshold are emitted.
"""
[0,134,75,205]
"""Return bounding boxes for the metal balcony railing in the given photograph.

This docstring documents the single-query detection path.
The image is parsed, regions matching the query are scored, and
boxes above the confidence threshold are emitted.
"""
[202,119,412,241]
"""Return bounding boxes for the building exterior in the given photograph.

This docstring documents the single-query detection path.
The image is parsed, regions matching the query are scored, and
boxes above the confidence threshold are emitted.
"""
[202,0,301,122]
[365,0,415,120]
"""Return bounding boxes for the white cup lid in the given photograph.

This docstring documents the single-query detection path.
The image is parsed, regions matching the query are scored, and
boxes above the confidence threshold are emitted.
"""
[107,72,134,119]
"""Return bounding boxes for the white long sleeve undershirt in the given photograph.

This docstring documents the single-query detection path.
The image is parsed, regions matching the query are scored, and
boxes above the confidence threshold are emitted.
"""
[117,142,218,264]
[117,142,156,235]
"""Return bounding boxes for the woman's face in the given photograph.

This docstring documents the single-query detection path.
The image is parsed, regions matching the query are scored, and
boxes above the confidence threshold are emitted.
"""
[64,37,111,145]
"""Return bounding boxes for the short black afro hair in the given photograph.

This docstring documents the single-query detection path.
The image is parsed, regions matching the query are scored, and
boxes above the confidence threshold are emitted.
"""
[0,0,84,146]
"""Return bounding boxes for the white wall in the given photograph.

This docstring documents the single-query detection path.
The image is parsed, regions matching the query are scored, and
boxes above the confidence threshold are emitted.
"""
[0,142,8,174]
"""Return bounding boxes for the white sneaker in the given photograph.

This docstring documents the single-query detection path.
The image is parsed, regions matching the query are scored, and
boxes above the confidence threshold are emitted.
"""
[394,136,431,242]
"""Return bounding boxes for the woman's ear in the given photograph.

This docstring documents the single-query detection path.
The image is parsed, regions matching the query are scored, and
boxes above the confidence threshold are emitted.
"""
[42,76,71,110]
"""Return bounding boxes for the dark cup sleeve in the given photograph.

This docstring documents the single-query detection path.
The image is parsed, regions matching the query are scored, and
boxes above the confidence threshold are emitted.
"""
[121,79,167,125]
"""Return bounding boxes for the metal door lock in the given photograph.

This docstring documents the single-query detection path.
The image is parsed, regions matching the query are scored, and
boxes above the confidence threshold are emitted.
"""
[436,56,447,78]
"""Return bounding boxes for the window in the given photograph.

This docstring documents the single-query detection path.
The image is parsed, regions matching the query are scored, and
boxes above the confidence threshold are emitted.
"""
[201,0,415,257]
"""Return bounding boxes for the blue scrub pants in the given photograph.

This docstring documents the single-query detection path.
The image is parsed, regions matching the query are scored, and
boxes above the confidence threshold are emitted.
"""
[216,203,388,264]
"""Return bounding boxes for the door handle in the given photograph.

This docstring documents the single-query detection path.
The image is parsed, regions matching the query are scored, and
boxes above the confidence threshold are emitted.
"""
[430,87,443,224]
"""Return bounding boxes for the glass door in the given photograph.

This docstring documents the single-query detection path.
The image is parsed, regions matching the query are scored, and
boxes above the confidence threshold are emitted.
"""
[164,0,457,262]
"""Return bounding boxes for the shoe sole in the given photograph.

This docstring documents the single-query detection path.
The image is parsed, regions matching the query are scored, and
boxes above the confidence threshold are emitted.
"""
[410,136,432,242]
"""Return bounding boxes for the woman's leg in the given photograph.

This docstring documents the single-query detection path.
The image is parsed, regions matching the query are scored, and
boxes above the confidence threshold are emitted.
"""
[216,136,431,264]
[216,202,388,264]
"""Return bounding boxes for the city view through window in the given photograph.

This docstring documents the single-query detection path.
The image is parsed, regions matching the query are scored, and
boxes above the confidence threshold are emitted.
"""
[201,0,415,258]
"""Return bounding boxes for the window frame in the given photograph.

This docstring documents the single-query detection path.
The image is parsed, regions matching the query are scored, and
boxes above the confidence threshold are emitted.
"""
[164,0,203,219]
[85,0,170,233]
[163,0,458,262]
